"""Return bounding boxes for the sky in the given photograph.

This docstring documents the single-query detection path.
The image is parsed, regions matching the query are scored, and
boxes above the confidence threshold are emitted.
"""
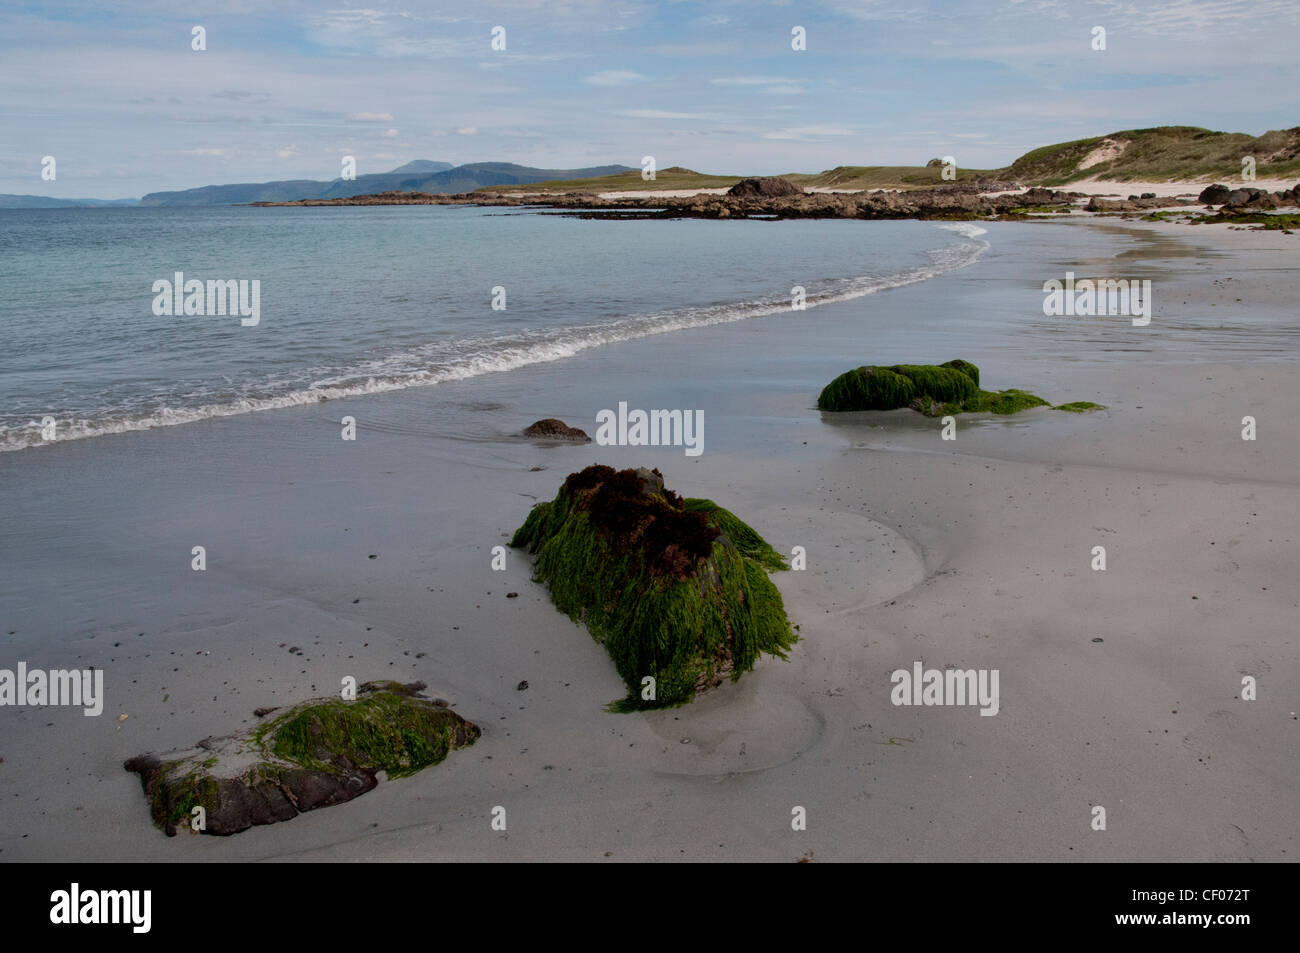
[3,0,1298,199]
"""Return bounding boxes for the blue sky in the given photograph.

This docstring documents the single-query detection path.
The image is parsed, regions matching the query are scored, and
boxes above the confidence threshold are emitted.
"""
[4,0,1297,198]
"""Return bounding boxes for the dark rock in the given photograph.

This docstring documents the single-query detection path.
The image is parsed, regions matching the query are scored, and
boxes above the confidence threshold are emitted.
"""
[1140,192,1157,199]
[125,680,478,836]
[726,176,803,198]
[1198,183,1231,205]
[252,706,279,717]
[523,418,591,442]
[516,680,529,691]
[506,591,519,598]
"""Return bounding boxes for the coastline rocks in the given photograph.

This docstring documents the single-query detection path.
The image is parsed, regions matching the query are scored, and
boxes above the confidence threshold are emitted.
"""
[816,359,1100,416]
[510,465,795,709]
[1198,184,1231,205]
[727,176,803,198]
[124,680,479,836]
[523,418,591,442]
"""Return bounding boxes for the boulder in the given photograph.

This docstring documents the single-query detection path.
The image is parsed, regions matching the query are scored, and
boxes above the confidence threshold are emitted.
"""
[125,681,479,836]
[1198,184,1231,205]
[510,466,794,709]
[523,418,591,441]
[726,176,803,198]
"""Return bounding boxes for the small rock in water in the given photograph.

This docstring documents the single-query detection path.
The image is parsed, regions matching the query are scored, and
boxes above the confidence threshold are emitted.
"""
[516,680,529,691]
[506,592,519,599]
[1091,637,1104,643]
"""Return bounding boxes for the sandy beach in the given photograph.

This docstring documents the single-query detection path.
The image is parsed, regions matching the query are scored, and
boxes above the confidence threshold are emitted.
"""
[1,215,1295,862]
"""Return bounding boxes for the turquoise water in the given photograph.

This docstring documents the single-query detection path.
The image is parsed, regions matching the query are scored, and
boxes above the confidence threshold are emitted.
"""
[0,206,984,450]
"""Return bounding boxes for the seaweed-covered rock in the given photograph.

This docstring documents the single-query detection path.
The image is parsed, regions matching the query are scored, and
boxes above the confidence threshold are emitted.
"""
[523,418,591,441]
[510,465,794,709]
[817,359,1098,416]
[124,681,478,836]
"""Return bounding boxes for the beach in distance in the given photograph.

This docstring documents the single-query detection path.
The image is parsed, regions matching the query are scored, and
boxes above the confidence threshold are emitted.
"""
[2,209,1296,862]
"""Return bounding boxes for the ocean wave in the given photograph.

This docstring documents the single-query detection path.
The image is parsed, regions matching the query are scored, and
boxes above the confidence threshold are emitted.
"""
[1,223,989,451]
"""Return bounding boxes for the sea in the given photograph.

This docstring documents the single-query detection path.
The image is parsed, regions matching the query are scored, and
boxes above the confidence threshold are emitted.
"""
[0,206,991,452]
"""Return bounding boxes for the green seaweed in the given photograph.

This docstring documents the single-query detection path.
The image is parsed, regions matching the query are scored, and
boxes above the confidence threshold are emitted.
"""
[1054,401,1106,413]
[265,692,466,779]
[682,498,787,571]
[818,360,1097,416]
[512,466,795,711]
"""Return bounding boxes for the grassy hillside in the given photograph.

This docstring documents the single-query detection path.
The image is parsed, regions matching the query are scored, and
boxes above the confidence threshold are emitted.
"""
[786,164,999,190]
[477,166,742,193]
[1004,126,1300,185]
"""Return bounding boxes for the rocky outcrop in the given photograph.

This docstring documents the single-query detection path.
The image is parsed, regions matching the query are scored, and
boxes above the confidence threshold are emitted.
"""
[125,681,478,836]
[726,176,803,198]
[510,466,794,709]
[1199,183,1232,204]
[523,418,591,441]
[1086,195,1196,212]
[252,183,1088,221]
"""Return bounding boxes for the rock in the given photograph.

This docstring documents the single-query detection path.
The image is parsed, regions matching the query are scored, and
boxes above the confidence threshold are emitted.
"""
[510,466,795,709]
[125,680,478,836]
[516,680,529,691]
[1198,184,1231,205]
[522,418,591,442]
[816,359,1086,416]
[726,176,803,198]
[506,591,519,598]
[1140,192,1157,199]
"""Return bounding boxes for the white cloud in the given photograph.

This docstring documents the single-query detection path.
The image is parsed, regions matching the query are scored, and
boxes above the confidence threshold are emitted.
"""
[762,125,855,140]
[456,126,478,135]
[614,109,722,120]
[382,128,400,138]
[349,112,394,122]
[584,70,646,86]
[711,76,801,86]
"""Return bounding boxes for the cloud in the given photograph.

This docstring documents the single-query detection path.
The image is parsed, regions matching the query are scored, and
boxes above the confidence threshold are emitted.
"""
[382,128,400,138]
[710,76,802,86]
[211,89,269,104]
[456,126,478,135]
[584,70,646,86]
[614,109,723,120]
[762,125,855,140]
[349,112,395,122]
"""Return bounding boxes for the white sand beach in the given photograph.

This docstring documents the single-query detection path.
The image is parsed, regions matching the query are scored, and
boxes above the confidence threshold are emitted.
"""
[2,216,1295,862]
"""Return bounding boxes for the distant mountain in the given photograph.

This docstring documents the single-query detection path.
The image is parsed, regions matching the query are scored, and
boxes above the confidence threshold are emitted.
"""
[387,160,454,175]
[139,161,636,207]
[0,195,140,208]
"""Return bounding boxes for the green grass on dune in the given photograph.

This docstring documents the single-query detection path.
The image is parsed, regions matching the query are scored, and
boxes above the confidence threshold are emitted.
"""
[511,466,794,711]
[817,360,1105,416]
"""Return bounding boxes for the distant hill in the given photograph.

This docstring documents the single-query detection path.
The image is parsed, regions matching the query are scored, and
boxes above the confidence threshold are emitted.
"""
[1002,126,1300,185]
[478,127,1300,197]
[139,161,636,206]
[0,195,140,209]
